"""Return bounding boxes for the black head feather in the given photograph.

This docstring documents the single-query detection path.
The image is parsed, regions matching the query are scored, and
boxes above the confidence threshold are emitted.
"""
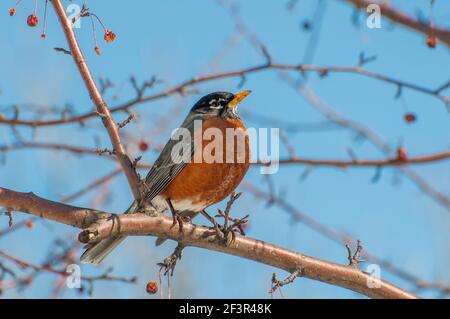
[190,92,235,116]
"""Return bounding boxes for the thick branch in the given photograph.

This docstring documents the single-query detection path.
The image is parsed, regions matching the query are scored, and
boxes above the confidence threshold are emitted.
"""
[344,0,450,48]
[51,0,141,201]
[0,187,418,299]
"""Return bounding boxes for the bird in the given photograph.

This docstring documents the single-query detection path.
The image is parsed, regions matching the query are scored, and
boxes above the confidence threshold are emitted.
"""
[81,90,252,264]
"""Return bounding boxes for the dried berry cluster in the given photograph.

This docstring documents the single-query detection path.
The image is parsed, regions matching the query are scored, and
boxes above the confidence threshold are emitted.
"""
[8,0,116,54]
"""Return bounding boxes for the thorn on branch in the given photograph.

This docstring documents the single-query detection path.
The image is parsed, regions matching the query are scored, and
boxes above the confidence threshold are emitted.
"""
[358,52,377,67]
[395,84,403,99]
[299,166,314,182]
[117,113,135,129]
[99,77,115,95]
[237,74,247,89]
[371,166,383,184]
[435,80,450,94]
[345,240,365,268]
[130,76,159,98]
[269,269,301,294]
[132,156,142,169]
[97,148,115,156]
[53,47,72,55]
[261,45,272,66]
[346,147,358,162]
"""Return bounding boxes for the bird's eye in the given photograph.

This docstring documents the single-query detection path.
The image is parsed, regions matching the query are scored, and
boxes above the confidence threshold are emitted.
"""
[208,99,222,109]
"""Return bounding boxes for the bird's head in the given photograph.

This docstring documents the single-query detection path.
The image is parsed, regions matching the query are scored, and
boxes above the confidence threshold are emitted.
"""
[190,90,252,119]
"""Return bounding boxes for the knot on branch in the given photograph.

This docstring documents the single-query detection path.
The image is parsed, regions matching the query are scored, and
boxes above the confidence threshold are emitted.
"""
[78,214,120,244]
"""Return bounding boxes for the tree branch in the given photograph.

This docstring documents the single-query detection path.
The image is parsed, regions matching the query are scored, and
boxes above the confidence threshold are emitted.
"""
[343,0,450,48]
[2,141,449,169]
[0,186,418,299]
[51,0,141,201]
[1,61,448,128]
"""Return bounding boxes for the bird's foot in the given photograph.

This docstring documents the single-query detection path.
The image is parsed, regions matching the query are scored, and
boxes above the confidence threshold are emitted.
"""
[158,243,185,276]
[170,212,185,233]
[214,213,249,246]
[202,193,249,246]
[166,199,184,233]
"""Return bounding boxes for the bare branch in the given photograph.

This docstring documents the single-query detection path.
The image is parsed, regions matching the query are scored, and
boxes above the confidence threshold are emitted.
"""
[344,0,450,48]
[2,141,449,169]
[1,61,447,127]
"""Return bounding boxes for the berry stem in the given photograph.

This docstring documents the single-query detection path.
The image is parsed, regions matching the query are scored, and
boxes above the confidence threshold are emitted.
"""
[90,13,108,33]
[42,0,49,38]
[90,15,100,55]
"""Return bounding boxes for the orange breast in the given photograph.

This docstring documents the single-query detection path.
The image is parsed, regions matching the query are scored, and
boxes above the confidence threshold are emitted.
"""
[161,116,250,209]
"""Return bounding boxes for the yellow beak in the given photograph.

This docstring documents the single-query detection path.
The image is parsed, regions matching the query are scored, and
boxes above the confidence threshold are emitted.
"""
[228,90,252,110]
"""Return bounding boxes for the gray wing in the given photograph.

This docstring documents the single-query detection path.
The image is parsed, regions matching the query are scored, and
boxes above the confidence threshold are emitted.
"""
[142,114,200,202]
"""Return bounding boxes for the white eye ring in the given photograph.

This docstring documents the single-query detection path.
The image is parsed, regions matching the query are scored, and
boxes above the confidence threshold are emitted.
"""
[208,99,222,109]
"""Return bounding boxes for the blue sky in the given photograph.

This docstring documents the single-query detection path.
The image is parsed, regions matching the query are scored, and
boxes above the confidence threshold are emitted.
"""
[1,0,449,298]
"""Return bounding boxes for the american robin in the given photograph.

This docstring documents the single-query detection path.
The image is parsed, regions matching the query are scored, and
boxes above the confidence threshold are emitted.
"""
[81,91,252,264]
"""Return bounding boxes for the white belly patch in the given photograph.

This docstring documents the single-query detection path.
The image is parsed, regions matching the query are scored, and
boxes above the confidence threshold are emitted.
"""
[150,195,207,213]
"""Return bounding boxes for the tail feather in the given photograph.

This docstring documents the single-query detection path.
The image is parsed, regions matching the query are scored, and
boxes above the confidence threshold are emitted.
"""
[80,201,140,265]
[80,200,171,264]
[80,236,126,265]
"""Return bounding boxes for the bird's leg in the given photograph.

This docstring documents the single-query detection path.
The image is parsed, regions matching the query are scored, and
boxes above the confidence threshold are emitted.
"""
[210,193,249,246]
[157,242,185,276]
[166,198,184,233]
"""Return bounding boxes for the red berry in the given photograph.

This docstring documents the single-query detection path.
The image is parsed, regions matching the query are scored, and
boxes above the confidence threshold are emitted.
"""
[26,220,33,229]
[104,30,116,43]
[397,148,408,161]
[9,8,15,16]
[427,35,437,48]
[27,14,38,27]
[404,113,416,123]
[78,285,85,294]
[41,33,46,39]
[146,281,158,294]
[139,141,149,152]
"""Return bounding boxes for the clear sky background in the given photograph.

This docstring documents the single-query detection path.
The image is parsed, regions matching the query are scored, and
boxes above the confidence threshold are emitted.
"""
[1,0,449,298]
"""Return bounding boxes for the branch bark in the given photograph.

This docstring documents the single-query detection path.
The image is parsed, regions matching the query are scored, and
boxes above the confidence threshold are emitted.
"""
[0,187,418,299]
[2,141,449,169]
[51,0,141,201]
[344,0,450,48]
[1,61,448,128]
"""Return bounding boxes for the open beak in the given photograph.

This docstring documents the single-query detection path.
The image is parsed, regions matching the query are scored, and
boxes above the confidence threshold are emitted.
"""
[228,90,252,111]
